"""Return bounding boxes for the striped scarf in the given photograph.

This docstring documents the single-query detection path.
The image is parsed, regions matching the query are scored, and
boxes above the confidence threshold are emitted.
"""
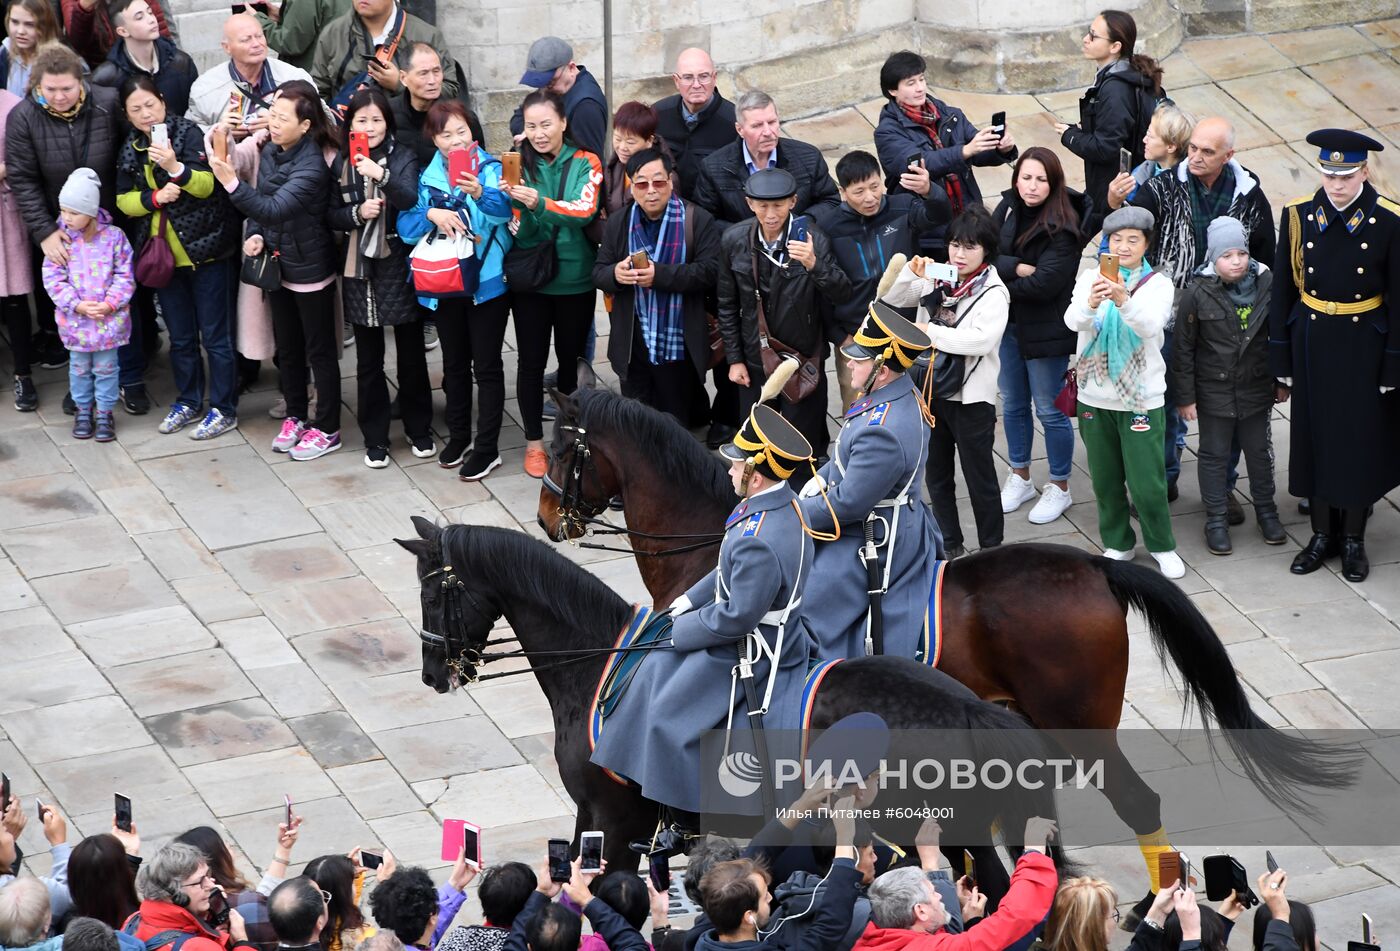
[1078,262,1156,411]
[629,195,687,364]
[901,99,965,215]
[340,144,392,280]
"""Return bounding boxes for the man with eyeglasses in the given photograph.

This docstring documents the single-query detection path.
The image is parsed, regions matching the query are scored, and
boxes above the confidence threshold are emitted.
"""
[268,877,329,951]
[654,48,737,197]
[595,148,722,424]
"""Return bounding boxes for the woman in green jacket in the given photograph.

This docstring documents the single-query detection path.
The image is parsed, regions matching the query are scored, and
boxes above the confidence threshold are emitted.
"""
[504,89,602,478]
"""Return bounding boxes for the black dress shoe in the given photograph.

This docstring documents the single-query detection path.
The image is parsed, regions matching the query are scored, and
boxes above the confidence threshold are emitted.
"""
[706,422,737,450]
[1298,497,1311,515]
[1290,532,1338,574]
[1205,517,1232,555]
[1341,536,1369,582]
[1225,494,1245,526]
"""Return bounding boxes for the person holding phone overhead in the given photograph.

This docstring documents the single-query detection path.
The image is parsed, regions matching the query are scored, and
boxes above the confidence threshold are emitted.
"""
[1065,206,1183,578]
[303,852,387,951]
[0,795,74,922]
[398,99,514,481]
[594,147,721,423]
[130,842,251,951]
[503,89,603,479]
[1054,10,1164,232]
[326,86,432,469]
[117,75,244,441]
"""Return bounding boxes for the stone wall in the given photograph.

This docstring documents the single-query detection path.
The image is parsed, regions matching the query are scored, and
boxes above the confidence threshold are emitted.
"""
[165,0,1400,146]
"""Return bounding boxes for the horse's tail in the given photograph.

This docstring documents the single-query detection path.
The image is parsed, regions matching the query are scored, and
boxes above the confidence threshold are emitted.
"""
[960,698,1081,877]
[1099,557,1360,815]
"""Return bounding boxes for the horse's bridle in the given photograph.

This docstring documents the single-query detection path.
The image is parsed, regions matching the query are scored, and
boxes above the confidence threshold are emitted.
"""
[542,419,724,556]
[418,559,502,686]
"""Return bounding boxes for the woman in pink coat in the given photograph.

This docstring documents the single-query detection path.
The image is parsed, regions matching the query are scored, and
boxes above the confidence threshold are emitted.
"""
[0,87,38,411]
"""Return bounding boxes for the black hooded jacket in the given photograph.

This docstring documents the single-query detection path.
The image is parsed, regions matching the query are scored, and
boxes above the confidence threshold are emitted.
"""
[1060,60,1158,229]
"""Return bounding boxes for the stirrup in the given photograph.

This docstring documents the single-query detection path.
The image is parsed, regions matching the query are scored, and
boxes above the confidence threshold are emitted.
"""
[629,820,699,858]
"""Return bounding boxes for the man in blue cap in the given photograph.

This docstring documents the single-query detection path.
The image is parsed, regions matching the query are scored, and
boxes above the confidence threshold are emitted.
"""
[1270,128,1400,582]
[508,36,608,159]
[796,301,943,662]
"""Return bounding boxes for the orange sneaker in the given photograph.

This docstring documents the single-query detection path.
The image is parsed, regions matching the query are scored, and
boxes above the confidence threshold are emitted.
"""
[524,447,548,479]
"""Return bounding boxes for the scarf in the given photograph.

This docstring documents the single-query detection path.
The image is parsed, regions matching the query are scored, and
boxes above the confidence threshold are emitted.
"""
[1187,165,1235,267]
[901,99,965,215]
[341,141,392,279]
[1079,261,1155,411]
[628,195,687,364]
[36,85,86,121]
[1222,260,1259,329]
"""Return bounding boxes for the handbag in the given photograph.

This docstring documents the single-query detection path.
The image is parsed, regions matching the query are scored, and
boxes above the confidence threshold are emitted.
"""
[134,213,175,289]
[409,225,478,298]
[1053,367,1078,416]
[750,243,821,403]
[502,161,568,293]
[241,248,281,291]
[924,287,990,401]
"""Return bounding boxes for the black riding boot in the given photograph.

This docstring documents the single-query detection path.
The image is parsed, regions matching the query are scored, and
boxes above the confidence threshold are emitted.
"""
[1255,503,1286,545]
[1341,506,1370,582]
[630,808,701,857]
[1290,499,1338,574]
[1204,514,1232,555]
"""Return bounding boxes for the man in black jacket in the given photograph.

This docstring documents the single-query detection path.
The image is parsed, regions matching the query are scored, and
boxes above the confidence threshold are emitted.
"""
[90,0,199,116]
[504,854,651,951]
[508,35,608,159]
[813,149,950,410]
[595,149,722,424]
[653,48,737,198]
[717,168,852,466]
[694,89,840,231]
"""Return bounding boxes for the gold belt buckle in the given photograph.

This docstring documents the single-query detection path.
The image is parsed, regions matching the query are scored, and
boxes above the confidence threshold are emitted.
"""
[1325,301,1338,315]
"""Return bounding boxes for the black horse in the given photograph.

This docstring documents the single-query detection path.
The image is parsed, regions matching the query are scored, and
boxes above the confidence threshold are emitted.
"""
[398,517,1071,898]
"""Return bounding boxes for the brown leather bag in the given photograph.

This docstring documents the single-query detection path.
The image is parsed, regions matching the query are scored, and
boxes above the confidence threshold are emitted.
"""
[750,241,822,403]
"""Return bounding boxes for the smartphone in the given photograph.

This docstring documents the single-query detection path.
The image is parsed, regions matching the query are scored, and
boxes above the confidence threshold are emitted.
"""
[790,216,809,243]
[648,851,672,893]
[150,122,169,148]
[465,142,481,177]
[440,818,482,866]
[35,799,48,823]
[961,849,976,887]
[1099,252,1120,280]
[447,147,472,190]
[360,850,384,870]
[905,152,924,171]
[1156,850,1183,890]
[283,794,293,828]
[926,260,960,284]
[990,111,1006,138]
[501,151,522,187]
[1,773,9,817]
[207,886,231,926]
[1266,850,1279,874]
[211,126,229,163]
[1351,914,1380,951]
[579,830,604,874]
[114,793,133,833]
[1119,146,1133,175]
[548,838,572,883]
[230,2,270,12]
[349,131,371,165]
[629,249,650,269]
[1363,915,1374,945]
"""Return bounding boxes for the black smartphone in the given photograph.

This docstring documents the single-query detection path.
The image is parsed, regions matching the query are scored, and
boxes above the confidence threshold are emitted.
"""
[548,838,571,883]
[360,850,384,870]
[114,793,133,833]
[905,152,924,171]
[648,851,672,893]
[283,794,293,829]
[1119,146,1133,174]
[207,886,231,926]
[35,799,49,823]
[0,773,10,817]
[790,216,809,243]
[1266,850,1279,874]
[990,111,1006,138]
[230,2,270,12]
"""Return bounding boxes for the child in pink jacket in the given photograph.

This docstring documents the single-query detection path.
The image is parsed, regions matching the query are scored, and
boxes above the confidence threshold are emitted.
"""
[41,167,135,442]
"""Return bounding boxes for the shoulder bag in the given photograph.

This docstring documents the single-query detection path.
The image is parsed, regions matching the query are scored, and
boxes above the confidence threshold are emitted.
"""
[926,288,990,401]
[134,212,175,289]
[750,235,821,403]
[503,160,568,293]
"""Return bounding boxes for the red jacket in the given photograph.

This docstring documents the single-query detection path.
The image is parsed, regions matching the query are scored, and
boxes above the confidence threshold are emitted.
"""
[852,852,1057,951]
[129,899,238,951]
[61,0,173,67]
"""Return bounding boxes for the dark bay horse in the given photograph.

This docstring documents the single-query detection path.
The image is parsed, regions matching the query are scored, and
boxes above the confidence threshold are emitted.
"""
[398,517,1069,898]
[534,381,1356,879]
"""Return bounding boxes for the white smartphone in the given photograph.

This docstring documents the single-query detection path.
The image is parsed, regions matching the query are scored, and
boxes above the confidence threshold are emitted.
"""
[926,260,959,284]
[150,122,169,147]
[579,831,604,873]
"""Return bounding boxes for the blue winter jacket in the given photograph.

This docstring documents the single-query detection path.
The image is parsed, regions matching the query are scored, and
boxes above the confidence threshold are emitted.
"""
[398,148,513,309]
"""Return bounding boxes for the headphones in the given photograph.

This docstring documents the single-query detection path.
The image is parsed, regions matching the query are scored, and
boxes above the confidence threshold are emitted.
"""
[172,889,190,908]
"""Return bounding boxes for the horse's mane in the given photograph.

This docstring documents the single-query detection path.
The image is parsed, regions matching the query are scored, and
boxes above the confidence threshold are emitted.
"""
[442,523,633,635]
[575,387,737,511]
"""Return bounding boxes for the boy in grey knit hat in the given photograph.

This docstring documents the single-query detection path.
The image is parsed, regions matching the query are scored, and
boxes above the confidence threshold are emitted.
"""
[1170,214,1287,554]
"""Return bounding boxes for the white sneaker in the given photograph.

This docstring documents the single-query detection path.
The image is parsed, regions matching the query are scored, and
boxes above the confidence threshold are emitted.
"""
[1151,550,1186,579]
[1000,471,1039,513]
[1102,547,1135,561]
[1027,483,1073,524]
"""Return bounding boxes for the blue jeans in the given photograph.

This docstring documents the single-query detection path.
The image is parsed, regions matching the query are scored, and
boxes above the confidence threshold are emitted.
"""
[1161,328,1188,484]
[70,348,119,410]
[997,325,1074,481]
[159,260,237,415]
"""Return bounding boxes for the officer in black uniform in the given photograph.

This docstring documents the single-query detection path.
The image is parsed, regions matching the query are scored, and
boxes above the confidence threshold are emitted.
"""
[1270,129,1400,582]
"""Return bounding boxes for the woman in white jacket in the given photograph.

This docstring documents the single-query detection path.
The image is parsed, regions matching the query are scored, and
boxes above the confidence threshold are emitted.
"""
[884,206,1010,558]
[1065,205,1183,577]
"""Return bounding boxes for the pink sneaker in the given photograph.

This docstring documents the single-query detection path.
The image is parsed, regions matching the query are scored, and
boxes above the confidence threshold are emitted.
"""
[272,417,306,452]
[290,428,341,461]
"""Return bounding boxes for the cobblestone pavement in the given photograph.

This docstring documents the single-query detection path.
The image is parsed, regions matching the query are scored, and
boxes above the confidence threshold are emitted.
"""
[5,25,1400,949]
